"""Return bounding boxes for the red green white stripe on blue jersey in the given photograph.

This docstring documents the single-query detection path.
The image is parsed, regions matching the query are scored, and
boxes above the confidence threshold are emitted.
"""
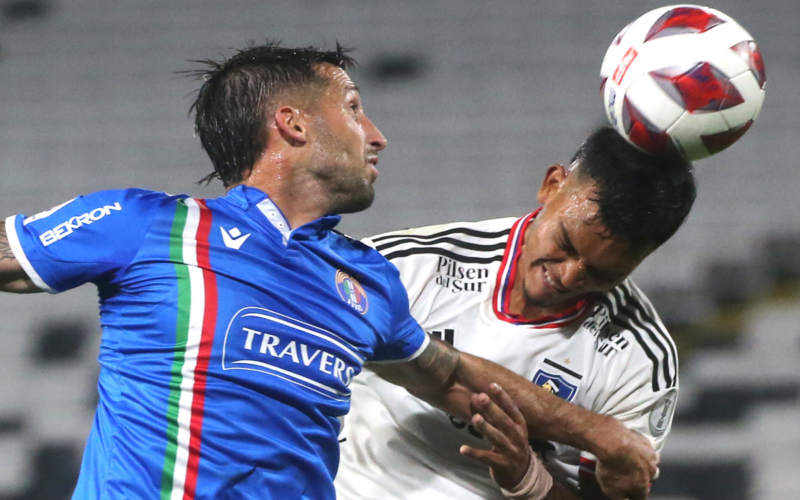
[160,198,218,500]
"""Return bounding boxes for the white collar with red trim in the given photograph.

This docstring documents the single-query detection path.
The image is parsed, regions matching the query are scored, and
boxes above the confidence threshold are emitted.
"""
[492,210,588,328]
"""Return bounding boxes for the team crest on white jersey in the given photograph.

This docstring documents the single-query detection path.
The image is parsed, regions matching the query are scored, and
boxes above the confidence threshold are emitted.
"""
[336,270,369,315]
[532,370,578,402]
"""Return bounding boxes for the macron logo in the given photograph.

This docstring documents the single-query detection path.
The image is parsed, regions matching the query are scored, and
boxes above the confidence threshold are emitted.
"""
[221,227,251,250]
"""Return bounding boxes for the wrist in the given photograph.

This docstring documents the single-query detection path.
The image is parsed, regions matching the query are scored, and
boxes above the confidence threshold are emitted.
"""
[582,414,626,462]
[492,450,554,500]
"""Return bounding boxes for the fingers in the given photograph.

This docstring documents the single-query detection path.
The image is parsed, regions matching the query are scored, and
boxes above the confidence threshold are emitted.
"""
[487,383,527,427]
[464,384,531,484]
[469,412,517,458]
[459,444,507,468]
[470,384,528,448]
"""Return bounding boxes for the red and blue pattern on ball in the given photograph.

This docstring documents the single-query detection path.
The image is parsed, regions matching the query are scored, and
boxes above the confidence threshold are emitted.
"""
[622,96,675,155]
[650,63,744,112]
[645,6,725,42]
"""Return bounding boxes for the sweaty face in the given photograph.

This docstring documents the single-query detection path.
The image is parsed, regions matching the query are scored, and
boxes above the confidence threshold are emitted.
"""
[307,64,387,215]
[514,166,651,312]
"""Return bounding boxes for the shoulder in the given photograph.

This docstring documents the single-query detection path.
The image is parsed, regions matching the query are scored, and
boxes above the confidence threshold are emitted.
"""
[589,279,678,393]
[82,188,179,204]
[71,188,183,214]
[20,189,183,234]
[363,217,517,265]
[331,229,386,264]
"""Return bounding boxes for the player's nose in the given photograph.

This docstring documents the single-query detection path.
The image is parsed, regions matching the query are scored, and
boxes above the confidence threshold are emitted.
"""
[560,260,588,290]
[363,115,387,151]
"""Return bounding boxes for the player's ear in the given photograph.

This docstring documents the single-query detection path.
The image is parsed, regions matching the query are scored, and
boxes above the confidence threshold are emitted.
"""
[274,105,308,146]
[537,164,567,205]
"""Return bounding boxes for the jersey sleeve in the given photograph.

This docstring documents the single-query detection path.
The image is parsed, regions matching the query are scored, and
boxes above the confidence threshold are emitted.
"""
[4,189,165,293]
[368,259,430,364]
[578,281,679,484]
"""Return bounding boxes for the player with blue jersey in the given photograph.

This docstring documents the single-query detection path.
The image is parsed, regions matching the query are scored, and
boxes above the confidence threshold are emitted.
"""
[0,43,659,499]
[6,185,427,498]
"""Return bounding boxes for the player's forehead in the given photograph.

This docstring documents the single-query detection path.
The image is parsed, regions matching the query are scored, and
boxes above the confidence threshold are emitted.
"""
[558,175,603,229]
[555,177,641,259]
[315,63,359,99]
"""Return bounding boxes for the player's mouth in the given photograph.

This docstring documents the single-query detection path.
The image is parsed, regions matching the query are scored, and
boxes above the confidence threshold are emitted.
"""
[542,266,566,293]
[367,156,379,181]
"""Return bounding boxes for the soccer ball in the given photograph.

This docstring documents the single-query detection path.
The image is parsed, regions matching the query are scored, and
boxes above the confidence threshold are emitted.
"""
[600,4,766,161]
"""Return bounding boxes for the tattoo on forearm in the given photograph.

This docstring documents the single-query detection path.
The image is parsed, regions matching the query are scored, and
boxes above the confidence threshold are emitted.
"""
[416,338,462,388]
[0,222,17,263]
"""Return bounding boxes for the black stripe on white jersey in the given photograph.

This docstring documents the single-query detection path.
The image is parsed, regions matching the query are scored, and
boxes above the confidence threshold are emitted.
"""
[378,225,508,264]
[371,227,511,243]
[375,236,507,254]
[383,246,504,264]
[595,295,665,393]
[608,288,675,390]
[618,282,679,387]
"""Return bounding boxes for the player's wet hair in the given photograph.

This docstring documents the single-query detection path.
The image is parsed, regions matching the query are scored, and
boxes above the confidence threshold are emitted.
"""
[189,41,356,187]
[571,126,696,253]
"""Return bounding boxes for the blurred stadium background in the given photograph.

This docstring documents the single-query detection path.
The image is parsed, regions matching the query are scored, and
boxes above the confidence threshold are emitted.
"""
[0,0,798,498]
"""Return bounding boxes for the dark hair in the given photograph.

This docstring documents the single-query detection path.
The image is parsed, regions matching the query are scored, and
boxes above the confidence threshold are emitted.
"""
[188,42,356,186]
[571,126,696,252]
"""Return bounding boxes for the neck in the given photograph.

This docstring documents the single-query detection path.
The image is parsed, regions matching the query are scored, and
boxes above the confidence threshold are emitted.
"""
[232,155,331,229]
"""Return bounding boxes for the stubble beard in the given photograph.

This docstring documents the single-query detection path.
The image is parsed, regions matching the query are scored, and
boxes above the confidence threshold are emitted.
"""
[328,177,375,215]
[312,162,375,215]
[310,120,376,215]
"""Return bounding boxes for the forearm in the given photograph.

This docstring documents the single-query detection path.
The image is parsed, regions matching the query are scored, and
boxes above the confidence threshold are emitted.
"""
[375,336,655,496]
[444,350,625,461]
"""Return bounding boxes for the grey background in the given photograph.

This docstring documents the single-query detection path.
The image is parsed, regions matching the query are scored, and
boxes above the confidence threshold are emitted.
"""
[0,1,798,499]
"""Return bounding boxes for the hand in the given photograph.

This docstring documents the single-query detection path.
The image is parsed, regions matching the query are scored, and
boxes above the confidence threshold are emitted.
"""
[458,383,533,490]
[593,427,658,500]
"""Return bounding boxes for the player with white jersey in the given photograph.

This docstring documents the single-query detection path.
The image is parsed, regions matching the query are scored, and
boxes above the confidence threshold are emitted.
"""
[336,127,695,500]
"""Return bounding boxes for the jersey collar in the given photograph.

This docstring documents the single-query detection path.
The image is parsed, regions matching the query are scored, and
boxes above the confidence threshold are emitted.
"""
[492,209,588,328]
[224,185,341,244]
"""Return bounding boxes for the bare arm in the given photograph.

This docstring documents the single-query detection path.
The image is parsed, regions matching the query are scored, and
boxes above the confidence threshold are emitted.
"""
[0,221,42,293]
[371,336,656,500]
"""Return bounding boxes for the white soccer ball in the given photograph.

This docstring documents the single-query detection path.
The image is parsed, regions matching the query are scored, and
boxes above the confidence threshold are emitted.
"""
[600,4,766,160]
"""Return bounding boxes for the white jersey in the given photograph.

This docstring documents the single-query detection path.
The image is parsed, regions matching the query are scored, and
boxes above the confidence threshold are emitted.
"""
[335,214,679,500]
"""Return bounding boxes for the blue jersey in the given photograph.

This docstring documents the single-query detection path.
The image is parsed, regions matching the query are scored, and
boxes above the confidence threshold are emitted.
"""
[5,185,428,500]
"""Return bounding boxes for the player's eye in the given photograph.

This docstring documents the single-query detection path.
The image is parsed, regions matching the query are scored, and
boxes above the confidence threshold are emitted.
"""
[555,236,574,256]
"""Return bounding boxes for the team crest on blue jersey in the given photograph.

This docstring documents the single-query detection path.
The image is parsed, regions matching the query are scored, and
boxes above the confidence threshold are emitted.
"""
[532,370,577,402]
[336,270,369,315]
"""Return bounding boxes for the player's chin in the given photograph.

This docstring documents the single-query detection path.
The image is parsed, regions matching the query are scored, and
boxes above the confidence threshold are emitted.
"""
[526,281,580,308]
[523,286,563,308]
[332,185,375,215]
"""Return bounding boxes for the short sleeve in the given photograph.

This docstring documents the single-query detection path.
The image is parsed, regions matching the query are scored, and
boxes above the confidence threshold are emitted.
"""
[577,340,679,487]
[368,260,429,364]
[5,189,165,293]
[576,382,678,491]
[593,357,679,452]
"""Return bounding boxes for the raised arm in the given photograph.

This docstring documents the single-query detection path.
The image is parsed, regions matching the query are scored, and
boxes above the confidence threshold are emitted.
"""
[0,220,42,293]
[371,336,656,500]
